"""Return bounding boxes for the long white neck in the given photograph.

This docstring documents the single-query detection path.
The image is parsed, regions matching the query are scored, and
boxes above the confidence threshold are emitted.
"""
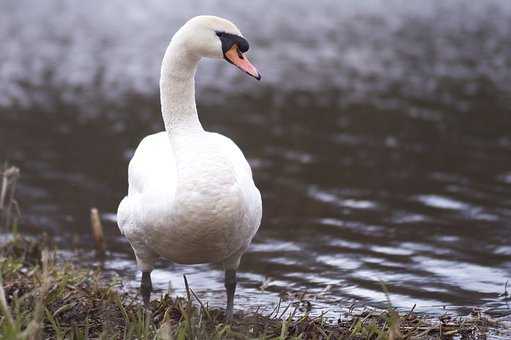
[160,38,204,139]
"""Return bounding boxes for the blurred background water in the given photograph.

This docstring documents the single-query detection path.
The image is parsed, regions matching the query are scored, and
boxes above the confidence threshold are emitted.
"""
[1,0,511,317]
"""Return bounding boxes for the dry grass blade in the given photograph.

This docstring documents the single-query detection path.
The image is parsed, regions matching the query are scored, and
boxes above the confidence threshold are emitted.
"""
[90,208,106,256]
[0,165,21,231]
[0,273,15,328]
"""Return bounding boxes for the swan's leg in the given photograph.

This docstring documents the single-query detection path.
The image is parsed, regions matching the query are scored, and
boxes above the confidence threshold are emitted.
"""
[140,271,152,307]
[225,269,237,321]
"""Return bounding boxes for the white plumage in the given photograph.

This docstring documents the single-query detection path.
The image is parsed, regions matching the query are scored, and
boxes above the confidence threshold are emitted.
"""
[117,131,261,267]
[116,16,262,318]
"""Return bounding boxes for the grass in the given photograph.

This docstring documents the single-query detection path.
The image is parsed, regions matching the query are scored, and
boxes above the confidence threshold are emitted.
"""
[0,236,508,339]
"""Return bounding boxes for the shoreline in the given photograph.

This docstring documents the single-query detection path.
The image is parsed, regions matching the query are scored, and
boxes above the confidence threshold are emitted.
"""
[0,235,508,339]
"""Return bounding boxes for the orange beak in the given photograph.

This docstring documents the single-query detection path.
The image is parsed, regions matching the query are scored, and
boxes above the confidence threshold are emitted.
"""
[224,45,261,80]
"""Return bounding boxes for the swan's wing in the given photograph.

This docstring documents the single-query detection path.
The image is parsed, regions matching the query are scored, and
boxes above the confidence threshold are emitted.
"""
[118,132,176,235]
[208,133,253,183]
[209,132,262,239]
[128,132,175,195]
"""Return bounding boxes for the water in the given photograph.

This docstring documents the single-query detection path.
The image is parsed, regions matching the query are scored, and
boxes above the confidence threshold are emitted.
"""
[1,0,511,318]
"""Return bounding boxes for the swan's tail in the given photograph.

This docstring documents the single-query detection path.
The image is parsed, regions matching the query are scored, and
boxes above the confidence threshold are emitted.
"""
[116,196,131,235]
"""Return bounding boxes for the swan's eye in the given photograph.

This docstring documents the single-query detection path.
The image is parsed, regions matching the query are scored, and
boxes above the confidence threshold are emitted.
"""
[217,32,250,54]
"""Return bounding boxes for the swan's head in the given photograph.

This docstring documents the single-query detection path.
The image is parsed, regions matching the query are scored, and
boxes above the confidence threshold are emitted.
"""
[175,15,261,80]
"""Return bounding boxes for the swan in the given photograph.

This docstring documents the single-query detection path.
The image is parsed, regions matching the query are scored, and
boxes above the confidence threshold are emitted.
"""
[116,16,262,320]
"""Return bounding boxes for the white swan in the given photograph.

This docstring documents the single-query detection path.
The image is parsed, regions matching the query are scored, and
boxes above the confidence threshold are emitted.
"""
[116,16,262,320]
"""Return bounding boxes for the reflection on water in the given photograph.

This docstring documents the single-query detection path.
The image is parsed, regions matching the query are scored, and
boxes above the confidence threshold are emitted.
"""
[1,0,511,317]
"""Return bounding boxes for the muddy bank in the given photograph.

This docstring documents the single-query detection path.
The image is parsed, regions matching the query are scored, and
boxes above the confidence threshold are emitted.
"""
[1,235,509,339]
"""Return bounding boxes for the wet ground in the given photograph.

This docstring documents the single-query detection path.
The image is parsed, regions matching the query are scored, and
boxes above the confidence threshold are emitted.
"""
[1,0,511,317]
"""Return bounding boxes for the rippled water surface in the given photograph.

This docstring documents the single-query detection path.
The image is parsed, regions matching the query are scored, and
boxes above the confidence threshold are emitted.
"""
[1,0,511,317]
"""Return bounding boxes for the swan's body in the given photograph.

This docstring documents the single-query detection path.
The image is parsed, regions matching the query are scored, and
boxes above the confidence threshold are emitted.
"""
[118,131,261,266]
[116,16,262,319]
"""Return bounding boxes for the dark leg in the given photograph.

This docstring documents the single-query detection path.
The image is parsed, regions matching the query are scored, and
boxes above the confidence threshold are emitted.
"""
[225,269,237,321]
[140,271,152,308]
